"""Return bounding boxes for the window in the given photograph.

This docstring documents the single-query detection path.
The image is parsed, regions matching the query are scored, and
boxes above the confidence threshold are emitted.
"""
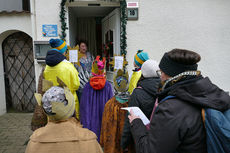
[22,0,30,12]
[0,0,30,12]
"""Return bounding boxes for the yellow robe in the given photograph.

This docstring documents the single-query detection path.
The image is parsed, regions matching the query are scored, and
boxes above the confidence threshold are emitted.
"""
[43,60,80,118]
[128,70,142,94]
[25,118,103,153]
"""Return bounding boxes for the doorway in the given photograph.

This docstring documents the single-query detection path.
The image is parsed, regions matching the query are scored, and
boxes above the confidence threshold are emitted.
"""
[68,5,120,81]
[2,32,36,112]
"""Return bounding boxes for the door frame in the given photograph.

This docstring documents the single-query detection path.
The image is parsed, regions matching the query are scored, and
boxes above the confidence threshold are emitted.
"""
[65,1,120,45]
[102,8,121,56]
[66,1,120,7]
[66,3,121,83]
[2,31,36,112]
[0,30,23,115]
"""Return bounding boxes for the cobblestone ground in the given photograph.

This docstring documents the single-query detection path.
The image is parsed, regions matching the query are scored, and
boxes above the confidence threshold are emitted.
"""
[0,113,33,153]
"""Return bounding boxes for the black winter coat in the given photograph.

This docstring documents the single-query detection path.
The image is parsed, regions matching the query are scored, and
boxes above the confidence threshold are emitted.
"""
[121,77,160,149]
[130,76,230,153]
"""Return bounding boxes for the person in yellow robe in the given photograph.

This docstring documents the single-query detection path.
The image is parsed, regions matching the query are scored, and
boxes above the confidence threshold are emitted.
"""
[128,50,149,94]
[43,38,80,119]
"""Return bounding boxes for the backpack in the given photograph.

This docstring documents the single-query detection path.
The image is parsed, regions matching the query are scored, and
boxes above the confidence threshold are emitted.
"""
[162,96,230,153]
[203,108,230,153]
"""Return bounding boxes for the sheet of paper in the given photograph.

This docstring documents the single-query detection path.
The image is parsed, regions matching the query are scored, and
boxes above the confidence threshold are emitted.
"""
[114,56,124,70]
[121,107,150,125]
[69,50,78,63]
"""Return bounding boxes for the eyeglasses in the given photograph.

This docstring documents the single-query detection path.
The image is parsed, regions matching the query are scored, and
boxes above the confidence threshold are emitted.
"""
[156,70,162,77]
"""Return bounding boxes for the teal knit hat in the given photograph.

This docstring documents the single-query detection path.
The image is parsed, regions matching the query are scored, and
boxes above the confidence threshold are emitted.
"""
[49,39,67,54]
[134,50,149,68]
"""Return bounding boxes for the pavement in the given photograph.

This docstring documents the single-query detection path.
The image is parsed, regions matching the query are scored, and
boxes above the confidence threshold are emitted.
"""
[0,113,33,153]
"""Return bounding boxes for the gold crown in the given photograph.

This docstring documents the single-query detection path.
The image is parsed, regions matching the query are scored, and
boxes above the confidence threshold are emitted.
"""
[113,69,129,92]
[109,55,129,92]
[91,56,106,76]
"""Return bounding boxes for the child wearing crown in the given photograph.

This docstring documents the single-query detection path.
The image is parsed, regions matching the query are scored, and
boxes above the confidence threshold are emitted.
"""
[80,56,114,141]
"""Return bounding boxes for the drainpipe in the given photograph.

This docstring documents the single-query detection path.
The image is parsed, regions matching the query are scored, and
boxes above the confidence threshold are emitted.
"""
[30,0,40,91]
[30,0,37,41]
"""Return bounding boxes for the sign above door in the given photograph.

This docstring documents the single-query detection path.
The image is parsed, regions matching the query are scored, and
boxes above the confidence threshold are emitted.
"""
[127,2,138,20]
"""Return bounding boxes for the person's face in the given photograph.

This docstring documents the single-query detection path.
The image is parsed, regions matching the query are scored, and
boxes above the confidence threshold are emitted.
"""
[160,71,171,82]
[133,62,139,68]
[79,43,87,53]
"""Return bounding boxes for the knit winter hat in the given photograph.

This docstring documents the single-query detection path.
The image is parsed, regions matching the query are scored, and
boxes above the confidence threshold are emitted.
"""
[49,38,67,54]
[159,53,198,77]
[134,50,149,68]
[141,60,159,78]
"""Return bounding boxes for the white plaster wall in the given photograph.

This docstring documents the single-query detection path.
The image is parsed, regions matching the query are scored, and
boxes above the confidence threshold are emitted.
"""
[35,0,62,41]
[0,14,32,36]
[30,0,42,91]
[126,0,230,92]
[0,14,32,115]
[33,0,65,91]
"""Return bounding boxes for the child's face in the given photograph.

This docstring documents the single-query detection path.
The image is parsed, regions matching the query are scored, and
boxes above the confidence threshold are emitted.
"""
[160,71,171,82]
[133,62,139,68]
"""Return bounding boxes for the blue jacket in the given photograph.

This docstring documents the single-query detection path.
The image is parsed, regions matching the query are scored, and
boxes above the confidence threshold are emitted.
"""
[205,108,230,153]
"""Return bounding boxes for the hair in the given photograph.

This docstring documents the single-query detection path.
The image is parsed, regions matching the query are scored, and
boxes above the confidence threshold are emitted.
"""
[78,40,88,47]
[167,49,201,65]
[137,74,145,86]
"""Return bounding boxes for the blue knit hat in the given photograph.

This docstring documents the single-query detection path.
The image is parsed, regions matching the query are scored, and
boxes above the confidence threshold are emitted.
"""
[49,39,67,54]
[134,50,149,68]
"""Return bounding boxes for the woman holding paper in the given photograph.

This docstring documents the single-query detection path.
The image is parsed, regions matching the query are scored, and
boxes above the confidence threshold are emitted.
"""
[74,40,94,101]
[78,40,94,73]
[128,49,230,153]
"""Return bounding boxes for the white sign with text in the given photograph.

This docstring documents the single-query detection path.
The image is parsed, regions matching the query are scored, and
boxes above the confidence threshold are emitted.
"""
[69,50,78,63]
[114,56,124,70]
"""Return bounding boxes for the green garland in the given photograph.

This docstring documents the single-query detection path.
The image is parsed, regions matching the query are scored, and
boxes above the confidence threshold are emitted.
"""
[60,0,73,40]
[120,0,128,59]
